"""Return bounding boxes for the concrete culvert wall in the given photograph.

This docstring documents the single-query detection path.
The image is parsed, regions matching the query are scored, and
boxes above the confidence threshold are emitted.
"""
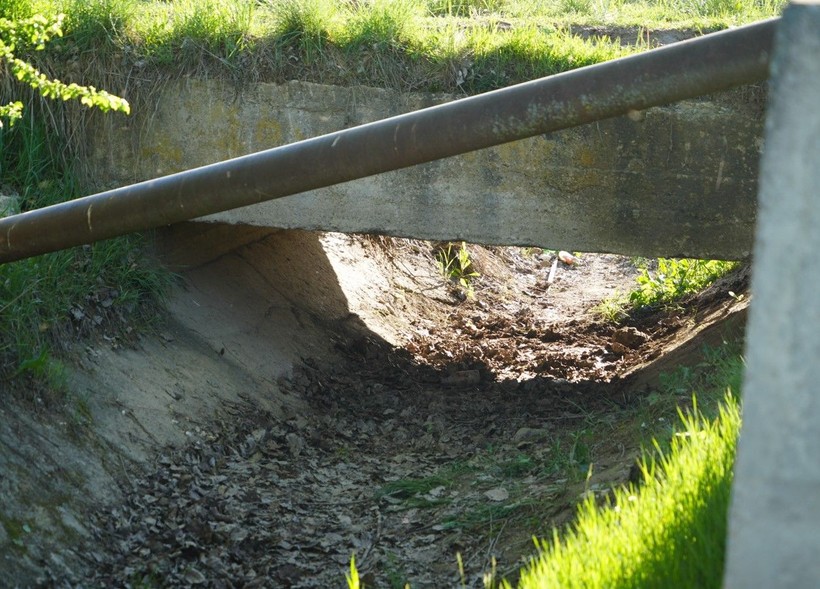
[86,79,765,260]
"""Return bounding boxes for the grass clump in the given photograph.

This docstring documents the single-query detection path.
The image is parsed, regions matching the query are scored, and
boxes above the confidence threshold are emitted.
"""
[512,390,739,589]
[268,0,338,63]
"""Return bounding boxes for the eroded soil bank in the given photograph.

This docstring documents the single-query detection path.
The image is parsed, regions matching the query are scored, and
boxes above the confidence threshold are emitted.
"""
[1,227,747,587]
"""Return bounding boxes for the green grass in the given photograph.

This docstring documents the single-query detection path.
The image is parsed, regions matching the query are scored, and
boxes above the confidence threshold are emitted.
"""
[435,241,480,296]
[511,390,739,589]
[0,100,171,399]
[596,258,739,321]
[629,258,738,308]
[6,0,784,100]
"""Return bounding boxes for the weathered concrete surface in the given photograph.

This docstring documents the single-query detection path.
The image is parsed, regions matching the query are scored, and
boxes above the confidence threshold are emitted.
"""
[86,79,764,259]
[724,4,820,587]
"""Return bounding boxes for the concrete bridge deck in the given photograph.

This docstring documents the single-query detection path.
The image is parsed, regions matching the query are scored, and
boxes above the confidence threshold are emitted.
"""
[87,79,763,260]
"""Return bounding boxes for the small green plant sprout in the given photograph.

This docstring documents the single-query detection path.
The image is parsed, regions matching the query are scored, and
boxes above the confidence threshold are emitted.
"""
[347,554,362,589]
[435,241,480,297]
[593,291,630,323]
[0,13,130,127]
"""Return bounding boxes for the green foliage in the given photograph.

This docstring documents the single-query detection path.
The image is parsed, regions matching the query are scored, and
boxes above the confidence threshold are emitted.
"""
[343,0,423,49]
[346,554,362,589]
[59,0,133,49]
[0,12,130,127]
[435,241,479,296]
[168,0,256,58]
[629,258,737,308]
[593,292,630,323]
[596,258,739,322]
[269,0,338,61]
[512,391,740,589]
[0,109,171,393]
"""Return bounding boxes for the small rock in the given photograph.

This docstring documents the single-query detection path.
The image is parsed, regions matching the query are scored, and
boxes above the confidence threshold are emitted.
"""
[609,341,630,356]
[286,433,304,458]
[183,568,206,584]
[484,487,509,502]
[612,327,649,349]
[513,427,550,445]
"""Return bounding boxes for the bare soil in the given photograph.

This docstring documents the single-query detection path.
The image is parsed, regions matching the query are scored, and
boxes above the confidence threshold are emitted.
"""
[8,229,747,588]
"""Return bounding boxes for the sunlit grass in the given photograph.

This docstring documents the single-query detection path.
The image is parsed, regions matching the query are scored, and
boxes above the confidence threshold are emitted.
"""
[512,390,739,588]
[6,0,782,97]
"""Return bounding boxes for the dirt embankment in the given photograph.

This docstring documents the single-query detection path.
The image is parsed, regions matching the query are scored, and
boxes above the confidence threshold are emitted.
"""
[1,224,747,587]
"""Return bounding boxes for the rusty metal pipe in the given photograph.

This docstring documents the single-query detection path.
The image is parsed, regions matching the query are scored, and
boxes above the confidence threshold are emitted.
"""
[0,18,777,263]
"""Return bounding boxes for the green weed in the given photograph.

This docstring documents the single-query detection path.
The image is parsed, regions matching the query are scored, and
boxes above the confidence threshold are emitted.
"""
[512,390,740,589]
[597,258,738,322]
[592,292,630,323]
[435,241,479,297]
[629,258,737,309]
[377,472,457,508]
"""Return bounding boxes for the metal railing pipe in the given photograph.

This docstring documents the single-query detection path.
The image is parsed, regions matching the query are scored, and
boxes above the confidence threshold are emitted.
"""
[0,17,777,263]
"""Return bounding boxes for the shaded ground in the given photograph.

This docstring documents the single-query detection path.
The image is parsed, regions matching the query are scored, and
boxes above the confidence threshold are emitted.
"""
[19,231,747,588]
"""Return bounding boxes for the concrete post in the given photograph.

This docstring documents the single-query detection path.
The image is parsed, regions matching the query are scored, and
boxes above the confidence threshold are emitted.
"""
[724,2,820,587]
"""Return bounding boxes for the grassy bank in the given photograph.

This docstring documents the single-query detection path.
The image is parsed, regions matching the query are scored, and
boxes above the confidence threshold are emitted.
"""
[513,390,739,588]
[508,339,744,587]
[8,0,784,97]
[0,94,170,399]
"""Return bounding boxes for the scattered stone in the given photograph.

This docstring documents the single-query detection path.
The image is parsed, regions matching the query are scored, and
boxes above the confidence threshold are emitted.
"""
[513,427,550,446]
[612,326,649,349]
[484,487,509,502]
